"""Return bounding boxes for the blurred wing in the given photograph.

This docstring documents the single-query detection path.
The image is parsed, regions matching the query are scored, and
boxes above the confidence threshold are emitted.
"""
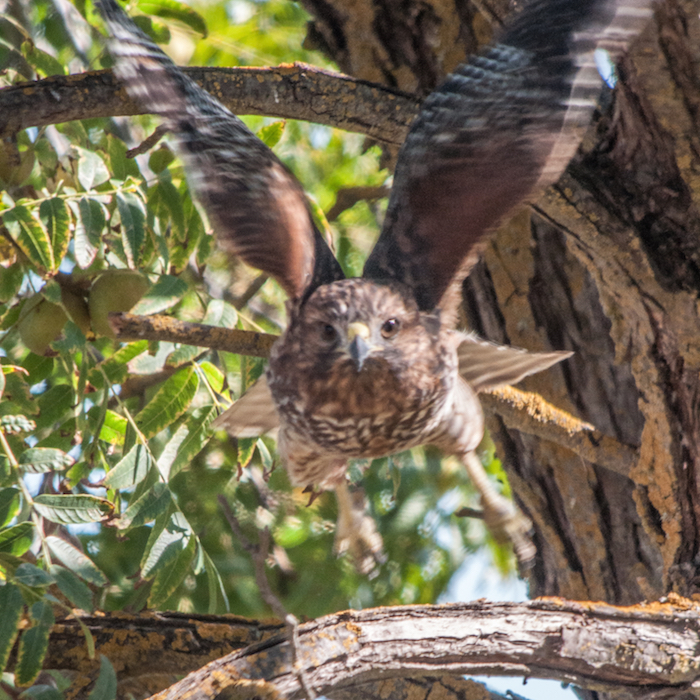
[364,0,653,313]
[212,376,279,437]
[98,0,343,302]
[457,333,572,393]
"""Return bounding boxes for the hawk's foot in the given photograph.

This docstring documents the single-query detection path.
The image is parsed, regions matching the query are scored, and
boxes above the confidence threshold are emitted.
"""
[480,496,535,568]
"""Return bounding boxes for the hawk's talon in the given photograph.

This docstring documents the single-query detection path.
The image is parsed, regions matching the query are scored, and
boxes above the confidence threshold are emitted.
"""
[480,496,535,568]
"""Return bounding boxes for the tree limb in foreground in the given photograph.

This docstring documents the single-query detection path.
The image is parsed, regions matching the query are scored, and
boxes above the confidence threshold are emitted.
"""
[0,65,419,144]
[37,597,700,699]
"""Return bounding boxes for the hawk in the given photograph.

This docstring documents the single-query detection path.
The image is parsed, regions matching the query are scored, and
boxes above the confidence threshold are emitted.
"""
[99,0,653,571]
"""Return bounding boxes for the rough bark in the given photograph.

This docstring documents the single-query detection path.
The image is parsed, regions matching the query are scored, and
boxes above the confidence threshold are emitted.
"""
[31,598,700,700]
[0,65,417,144]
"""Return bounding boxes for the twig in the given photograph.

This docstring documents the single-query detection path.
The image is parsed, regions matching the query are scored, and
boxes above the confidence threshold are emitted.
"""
[217,495,317,700]
[126,125,168,157]
[232,274,269,310]
[326,185,390,221]
[1,65,419,145]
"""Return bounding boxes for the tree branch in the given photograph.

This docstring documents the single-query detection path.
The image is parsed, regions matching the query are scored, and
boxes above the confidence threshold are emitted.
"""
[481,386,639,477]
[39,597,700,699]
[109,312,278,358]
[0,65,419,144]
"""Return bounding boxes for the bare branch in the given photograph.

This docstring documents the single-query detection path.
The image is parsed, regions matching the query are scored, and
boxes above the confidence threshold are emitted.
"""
[480,386,639,477]
[0,65,419,143]
[109,312,278,358]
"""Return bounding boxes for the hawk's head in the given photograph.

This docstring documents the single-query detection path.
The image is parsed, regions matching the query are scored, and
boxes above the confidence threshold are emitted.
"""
[271,279,455,418]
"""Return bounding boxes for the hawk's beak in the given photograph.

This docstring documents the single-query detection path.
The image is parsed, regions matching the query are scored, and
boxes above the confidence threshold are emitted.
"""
[347,322,372,370]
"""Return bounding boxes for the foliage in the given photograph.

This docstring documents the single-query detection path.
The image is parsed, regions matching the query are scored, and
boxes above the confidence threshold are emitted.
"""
[0,0,513,694]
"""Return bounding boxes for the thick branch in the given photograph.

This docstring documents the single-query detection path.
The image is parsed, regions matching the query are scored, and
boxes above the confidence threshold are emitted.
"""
[154,597,700,699]
[0,65,418,143]
[44,598,700,699]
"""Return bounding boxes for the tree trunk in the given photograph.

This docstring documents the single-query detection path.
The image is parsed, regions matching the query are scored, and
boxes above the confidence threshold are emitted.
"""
[302,0,700,611]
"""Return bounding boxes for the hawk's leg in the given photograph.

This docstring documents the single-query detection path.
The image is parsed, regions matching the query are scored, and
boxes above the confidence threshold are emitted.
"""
[333,480,386,575]
[461,450,535,567]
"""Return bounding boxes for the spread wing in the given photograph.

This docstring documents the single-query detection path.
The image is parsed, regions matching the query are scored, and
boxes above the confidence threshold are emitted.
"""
[211,375,279,437]
[363,0,653,315]
[456,333,572,393]
[98,0,343,302]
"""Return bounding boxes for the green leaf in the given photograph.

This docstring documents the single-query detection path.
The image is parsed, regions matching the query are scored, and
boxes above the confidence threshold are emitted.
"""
[0,582,23,672]
[135,365,199,439]
[130,274,188,316]
[257,120,286,148]
[70,197,105,269]
[14,562,53,587]
[116,191,146,268]
[107,134,140,181]
[167,405,217,478]
[98,410,128,445]
[0,487,21,526]
[115,482,171,529]
[89,340,148,388]
[275,516,308,548]
[237,438,256,470]
[15,600,55,686]
[21,41,66,77]
[202,549,229,613]
[33,494,111,525]
[36,384,73,430]
[141,510,191,579]
[3,205,54,272]
[0,262,25,303]
[137,0,208,36]
[148,145,175,174]
[76,147,110,191]
[18,447,74,473]
[50,564,94,612]
[148,525,196,608]
[0,522,34,555]
[132,15,171,43]
[40,199,70,265]
[199,361,224,394]
[88,655,117,700]
[203,298,238,328]
[44,535,108,586]
[104,444,153,489]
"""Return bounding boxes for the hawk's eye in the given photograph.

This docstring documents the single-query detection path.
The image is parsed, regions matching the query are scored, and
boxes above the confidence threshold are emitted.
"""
[381,318,400,339]
[321,323,337,342]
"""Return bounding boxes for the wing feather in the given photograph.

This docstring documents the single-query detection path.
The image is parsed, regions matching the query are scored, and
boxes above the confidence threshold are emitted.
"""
[363,0,653,315]
[212,375,279,437]
[98,0,343,301]
[457,333,572,393]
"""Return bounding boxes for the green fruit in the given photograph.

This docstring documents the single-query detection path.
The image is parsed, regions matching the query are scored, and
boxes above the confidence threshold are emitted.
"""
[89,270,150,339]
[17,294,68,355]
[61,287,92,336]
